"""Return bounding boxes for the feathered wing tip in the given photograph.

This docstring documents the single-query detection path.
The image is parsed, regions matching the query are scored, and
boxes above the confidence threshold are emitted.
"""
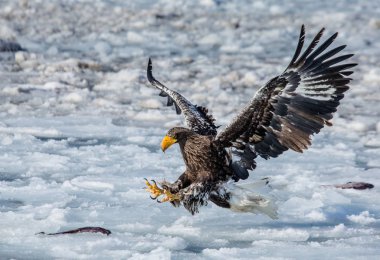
[146,58,218,135]
[287,25,326,70]
[286,25,357,74]
[226,179,278,219]
[286,24,306,70]
[147,58,157,86]
[147,58,181,114]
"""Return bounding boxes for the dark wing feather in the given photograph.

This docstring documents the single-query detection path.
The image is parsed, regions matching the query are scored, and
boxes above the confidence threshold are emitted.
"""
[216,25,357,169]
[147,58,217,135]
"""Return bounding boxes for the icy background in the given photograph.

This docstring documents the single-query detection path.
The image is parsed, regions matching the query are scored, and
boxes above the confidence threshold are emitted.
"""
[0,0,379,259]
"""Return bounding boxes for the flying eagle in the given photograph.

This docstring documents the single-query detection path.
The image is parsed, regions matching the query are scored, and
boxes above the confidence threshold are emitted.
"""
[144,25,356,217]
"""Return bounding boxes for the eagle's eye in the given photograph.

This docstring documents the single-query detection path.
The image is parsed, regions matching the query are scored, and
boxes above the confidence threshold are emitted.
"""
[167,131,177,139]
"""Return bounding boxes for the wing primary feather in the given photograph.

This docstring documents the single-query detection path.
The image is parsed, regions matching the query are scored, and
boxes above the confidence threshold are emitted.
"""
[159,90,168,97]
[312,54,355,72]
[301,32,338,69]
[167,97,174,106]
[341,71,353,76]
[310,63,357,76]
[147,58,160,87]
[301,45,347,73]
[174,103,182,114]
[287,24,305,69]
[303,72,347,83]
[305,78,351,88]
[147,58,169,91]
[293,27,325,68]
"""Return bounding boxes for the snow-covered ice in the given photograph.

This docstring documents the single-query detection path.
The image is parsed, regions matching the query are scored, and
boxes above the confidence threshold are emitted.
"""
[1,0,380,259]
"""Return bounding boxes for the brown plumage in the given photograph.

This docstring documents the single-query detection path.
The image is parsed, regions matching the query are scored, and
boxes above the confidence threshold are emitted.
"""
[145,25,357,215]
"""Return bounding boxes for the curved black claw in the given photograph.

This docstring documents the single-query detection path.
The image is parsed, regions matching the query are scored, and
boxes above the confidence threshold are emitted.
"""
[145,178,165,200]
[143,178,149,189]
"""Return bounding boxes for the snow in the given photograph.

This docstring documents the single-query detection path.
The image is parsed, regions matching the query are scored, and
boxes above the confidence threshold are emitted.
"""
[1,0,380,259]
[347,211,377,225]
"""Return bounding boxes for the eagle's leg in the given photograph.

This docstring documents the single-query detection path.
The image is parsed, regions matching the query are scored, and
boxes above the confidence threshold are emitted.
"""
[158,189,180,203]
[161,172,192,193]
[158,172,192,203]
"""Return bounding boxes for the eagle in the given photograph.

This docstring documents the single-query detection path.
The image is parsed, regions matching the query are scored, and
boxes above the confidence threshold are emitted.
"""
[144,25,356,217]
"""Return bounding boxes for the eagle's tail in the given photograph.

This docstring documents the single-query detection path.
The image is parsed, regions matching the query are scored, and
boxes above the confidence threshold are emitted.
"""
[225,179,278,219]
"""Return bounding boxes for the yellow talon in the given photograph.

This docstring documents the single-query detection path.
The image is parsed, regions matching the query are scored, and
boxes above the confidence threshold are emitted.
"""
[159,189,180,203]
[144,178,180,203]
[145,179,164,199]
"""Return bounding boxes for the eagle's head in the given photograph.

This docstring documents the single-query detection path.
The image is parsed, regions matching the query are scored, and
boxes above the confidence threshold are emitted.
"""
[161,127,194,152]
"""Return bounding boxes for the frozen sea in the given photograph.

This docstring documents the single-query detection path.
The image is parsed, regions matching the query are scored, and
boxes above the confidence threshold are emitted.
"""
[1,0,380,259]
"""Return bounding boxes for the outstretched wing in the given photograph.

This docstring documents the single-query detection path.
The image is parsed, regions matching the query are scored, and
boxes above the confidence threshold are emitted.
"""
[147,58,217,136]
[216,25,356,170]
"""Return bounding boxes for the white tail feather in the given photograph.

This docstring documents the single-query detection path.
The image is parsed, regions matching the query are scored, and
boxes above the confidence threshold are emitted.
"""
[225,179,278,219]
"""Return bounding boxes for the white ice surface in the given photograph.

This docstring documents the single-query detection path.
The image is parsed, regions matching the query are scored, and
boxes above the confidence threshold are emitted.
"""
[1,0,380,259]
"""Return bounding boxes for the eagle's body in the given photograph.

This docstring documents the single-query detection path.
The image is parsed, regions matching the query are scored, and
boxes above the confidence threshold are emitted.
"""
[159,127,234,213]
[145,25,357,216]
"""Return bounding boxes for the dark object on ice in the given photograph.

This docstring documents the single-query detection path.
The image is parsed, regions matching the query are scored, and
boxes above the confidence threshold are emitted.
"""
[321,182,374,190]
[155,13,181,20]
[0,39,25,52]
[36,227,111,236]
[145,25,357,215]
[334,182,374,190]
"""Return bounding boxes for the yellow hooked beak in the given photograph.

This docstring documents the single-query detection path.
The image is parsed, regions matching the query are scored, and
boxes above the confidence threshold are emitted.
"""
[161,135,177,152]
